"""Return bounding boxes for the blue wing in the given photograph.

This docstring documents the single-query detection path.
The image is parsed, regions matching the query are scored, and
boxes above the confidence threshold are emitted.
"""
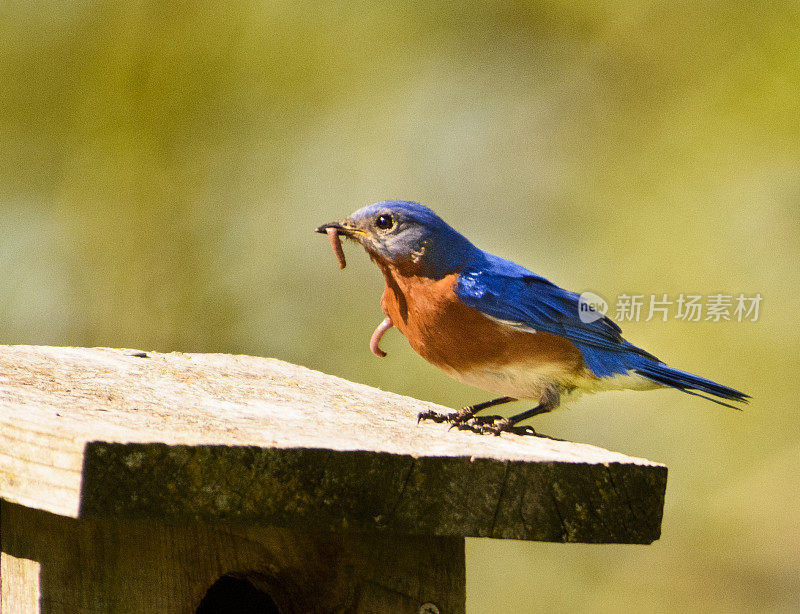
[455,251,749,407]
[455,252,657,378]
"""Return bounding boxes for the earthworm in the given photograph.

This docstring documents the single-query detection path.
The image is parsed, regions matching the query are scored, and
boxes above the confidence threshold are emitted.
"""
[370,317,393,357]
[326,227,346,269]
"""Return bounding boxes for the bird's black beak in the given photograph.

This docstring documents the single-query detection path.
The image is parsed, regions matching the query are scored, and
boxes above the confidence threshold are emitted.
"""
[315,220,362,237]
[315,221,345,234]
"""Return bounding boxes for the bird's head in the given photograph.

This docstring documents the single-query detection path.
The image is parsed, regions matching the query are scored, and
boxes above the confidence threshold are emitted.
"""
[316,200,475,277]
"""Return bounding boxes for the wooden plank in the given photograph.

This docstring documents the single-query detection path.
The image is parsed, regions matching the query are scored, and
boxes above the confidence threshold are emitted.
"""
[0,552,41,614]
[1,500,465,614]
[0,345,667,544]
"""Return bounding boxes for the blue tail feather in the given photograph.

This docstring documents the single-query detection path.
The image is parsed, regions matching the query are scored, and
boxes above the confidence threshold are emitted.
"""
[632,359,749,409]
[575,342,749,409]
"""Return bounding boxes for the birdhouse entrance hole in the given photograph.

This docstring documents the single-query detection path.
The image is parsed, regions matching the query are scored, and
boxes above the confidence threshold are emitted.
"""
[196,574,280,614]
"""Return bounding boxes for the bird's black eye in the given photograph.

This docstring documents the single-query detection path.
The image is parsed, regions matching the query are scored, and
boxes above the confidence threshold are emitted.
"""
[375,213,394,230]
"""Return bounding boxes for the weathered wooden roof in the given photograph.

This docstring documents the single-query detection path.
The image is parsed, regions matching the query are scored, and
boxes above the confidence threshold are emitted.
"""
[0,345,667,543]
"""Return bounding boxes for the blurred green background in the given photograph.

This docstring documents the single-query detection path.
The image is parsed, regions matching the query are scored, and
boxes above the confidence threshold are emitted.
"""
[2,1,798,611]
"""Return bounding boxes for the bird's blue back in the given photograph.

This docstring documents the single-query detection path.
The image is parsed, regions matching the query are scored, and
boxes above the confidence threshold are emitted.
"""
[455,249,658,378]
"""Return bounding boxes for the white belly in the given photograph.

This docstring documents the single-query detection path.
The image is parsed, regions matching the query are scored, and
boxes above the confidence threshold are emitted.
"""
[441,361,661,402]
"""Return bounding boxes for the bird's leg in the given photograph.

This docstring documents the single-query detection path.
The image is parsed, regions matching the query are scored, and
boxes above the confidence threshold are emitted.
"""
[417,396,515,425]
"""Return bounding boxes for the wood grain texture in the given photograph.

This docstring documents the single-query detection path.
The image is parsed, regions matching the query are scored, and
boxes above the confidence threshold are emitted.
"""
[0,345,667,543]
[1,500,465,613]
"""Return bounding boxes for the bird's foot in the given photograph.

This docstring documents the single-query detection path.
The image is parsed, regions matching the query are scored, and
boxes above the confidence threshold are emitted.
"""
[482,418,539,436]
[457,414,504,426]
[417,407,482,425]
[418,397,517,426]
[454,417,540,437]
[417,409,448,424]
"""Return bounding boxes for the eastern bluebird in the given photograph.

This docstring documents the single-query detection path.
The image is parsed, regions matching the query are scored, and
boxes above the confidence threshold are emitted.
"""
[316,200,748,435]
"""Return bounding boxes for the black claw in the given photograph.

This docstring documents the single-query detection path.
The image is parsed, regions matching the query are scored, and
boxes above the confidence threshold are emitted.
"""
[478,419,543,437]
[468,414,504,425]
[417,410,447,423]
[417,405,553,439]
[418,397,519,429]
[419,407,558,438]
[418,409,471,425]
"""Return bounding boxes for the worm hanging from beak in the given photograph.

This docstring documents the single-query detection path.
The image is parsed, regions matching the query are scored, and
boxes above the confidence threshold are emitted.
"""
[326,227,347,269]
[320,224,391,356]
[370,317,393,357]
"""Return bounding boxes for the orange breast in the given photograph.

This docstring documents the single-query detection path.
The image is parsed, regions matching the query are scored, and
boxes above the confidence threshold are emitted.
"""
[376,261,586,377]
